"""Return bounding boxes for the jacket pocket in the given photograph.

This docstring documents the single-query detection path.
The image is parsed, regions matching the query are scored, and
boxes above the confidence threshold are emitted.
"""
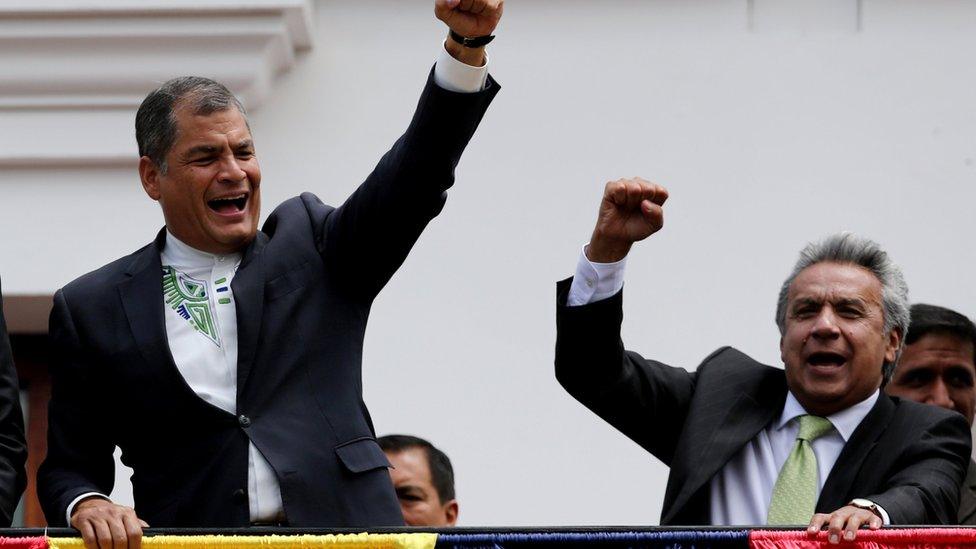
[334,437,391,474]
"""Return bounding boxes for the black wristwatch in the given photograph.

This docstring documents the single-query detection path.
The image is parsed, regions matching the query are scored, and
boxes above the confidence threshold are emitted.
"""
[449,29,495,48]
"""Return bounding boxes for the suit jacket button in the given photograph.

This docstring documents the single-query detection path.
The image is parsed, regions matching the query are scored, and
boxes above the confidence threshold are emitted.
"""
[238,414,251,427]
[233,488,246,503]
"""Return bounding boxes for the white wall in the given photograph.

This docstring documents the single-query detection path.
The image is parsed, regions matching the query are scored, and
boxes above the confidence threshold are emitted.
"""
[3,0,976,526]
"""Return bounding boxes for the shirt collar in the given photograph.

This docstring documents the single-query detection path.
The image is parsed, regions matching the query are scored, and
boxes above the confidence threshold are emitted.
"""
[776,389,879,442]
[161,230,242,269]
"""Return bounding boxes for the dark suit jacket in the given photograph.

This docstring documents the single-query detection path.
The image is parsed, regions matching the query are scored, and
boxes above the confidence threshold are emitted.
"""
[958,460,976,525]
[555,279,972,525]
[0,281,28,526]
[38,71,499,528]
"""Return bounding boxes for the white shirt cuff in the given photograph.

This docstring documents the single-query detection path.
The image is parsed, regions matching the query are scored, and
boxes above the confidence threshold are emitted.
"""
[66,492,110,525]
[871,501,891,525]
[566,245,627,306]
[433,40,489,93]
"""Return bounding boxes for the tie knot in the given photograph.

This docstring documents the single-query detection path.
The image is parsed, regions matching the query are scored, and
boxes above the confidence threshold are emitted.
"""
[797,414,833,442]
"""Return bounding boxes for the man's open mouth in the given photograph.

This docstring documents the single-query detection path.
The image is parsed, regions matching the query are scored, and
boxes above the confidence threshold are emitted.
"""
[806,351,847,368]
[207,193,248,215]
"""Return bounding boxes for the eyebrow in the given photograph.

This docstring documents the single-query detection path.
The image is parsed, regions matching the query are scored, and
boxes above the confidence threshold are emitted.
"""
[182,140,254,159]
[791,297,822,309]
[183,145,219,159]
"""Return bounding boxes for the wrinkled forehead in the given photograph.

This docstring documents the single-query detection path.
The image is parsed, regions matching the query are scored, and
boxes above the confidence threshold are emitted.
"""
[787,261,884,305]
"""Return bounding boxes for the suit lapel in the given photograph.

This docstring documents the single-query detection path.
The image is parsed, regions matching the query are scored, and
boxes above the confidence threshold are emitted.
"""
[817,392,895,512]
[119,230,178,375]
[232,232,267,401]
[664,368,787,524]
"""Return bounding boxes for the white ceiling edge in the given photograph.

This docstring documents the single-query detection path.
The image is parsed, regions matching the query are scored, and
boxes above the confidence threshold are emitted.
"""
[0,0,314,168]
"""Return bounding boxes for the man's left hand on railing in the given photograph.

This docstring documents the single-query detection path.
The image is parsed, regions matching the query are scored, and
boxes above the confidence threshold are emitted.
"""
[808,505,883,544]
[71,496,148,549]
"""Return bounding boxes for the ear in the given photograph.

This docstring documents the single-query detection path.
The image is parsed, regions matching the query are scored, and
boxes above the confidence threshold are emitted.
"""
[139,156,162,201]
[779,336,785,364]
[884,327,903,364]
[443,499,458,526]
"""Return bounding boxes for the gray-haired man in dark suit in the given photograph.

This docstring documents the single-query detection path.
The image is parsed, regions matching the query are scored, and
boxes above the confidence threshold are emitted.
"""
[556,177,971,543]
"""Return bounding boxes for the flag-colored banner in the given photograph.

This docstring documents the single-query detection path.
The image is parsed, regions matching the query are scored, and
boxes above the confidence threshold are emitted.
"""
[751,528,976,549]
[48,534,437,549]
[0,537,46,549]
[435,530,749,547]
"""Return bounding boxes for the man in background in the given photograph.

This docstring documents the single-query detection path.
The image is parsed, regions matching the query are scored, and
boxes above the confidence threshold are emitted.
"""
[0,280,27,526]
[886,303,976,524]
[379,434,458,527]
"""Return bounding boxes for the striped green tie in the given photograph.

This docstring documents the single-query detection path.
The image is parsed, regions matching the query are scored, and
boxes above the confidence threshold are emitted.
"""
[766,414,834,525]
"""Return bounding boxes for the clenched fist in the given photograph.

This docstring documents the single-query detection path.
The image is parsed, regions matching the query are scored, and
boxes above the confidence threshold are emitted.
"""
[587,177,669,263]
[435,0,504,39]
[435,0,503,67]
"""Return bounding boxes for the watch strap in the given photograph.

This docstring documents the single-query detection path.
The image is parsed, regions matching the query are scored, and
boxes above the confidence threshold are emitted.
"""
[449,29,495,48]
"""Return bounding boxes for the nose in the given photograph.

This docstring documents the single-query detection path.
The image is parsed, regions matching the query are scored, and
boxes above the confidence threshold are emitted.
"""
[217,155,246,184]
[926,380,956,411]
[810,309,840,339]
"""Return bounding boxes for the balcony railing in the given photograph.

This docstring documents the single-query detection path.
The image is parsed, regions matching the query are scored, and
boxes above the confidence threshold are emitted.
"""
[0,526,973,548]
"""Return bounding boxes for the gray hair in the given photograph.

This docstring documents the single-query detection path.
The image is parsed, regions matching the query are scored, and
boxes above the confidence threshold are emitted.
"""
[135,76,247,173]
[775,232,910,383]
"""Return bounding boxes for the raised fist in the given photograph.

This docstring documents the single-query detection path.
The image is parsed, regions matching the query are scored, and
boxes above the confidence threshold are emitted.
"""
[435,0,504,39]
[587,177,669,263]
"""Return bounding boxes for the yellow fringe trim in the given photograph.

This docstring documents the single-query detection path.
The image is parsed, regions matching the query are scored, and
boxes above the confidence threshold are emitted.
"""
[48,534,437,549]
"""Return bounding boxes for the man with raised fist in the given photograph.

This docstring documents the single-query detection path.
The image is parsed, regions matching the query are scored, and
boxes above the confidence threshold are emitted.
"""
[39,0,503,545]
[556,178,970,541]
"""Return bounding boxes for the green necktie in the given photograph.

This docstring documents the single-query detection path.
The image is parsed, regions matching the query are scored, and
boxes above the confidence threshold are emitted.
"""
[766,414,835,525]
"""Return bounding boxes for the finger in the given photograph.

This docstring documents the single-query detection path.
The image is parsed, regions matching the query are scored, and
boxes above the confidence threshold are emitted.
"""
[843,512,865,541]
[92,518,114,549]
[491,0,504,20]
[641,201,664,230]
[632,179,656,205]
[122,513,144,549]
[650,184,669,206]
[138,519,149,528]
[867,513,882,530]
[459,0,474,11]
[76,518,98,549]
[434,0,460,18]
[607,180,628,207]
[827,512,848,544]
[807,513,828,536]
[107,515,128,549]
[625,180,644,211]
[471,0,487,15]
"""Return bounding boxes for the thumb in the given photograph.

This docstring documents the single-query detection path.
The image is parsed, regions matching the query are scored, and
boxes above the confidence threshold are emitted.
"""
[641,200,664,226]
[435,0,460,9]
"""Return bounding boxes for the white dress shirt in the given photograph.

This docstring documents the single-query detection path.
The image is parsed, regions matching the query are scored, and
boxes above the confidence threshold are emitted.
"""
[65,41,490,524]
[158,232,287,522]
[709,390,884,525]
[566,247,890,525]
